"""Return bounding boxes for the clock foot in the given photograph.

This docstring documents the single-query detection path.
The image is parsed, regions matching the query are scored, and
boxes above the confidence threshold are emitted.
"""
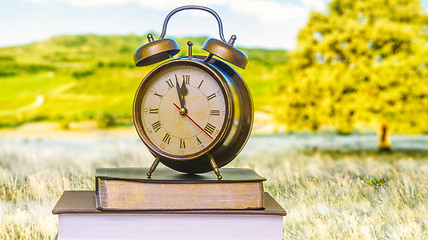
[147,156,161,178]
[208,154,222,180]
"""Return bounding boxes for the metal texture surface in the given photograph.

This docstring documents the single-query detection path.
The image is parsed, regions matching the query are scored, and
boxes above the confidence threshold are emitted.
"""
[133,56,253,174]
[202,38,248,69]
[158,5,226,42]
[134,38,179,67]
[134,5,247,68]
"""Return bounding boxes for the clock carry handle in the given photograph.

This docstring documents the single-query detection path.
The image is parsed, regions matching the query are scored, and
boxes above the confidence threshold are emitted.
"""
[134,5,248,69]
[158,5,226,42]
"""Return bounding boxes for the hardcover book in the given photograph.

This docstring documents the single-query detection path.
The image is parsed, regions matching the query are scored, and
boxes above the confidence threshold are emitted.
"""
[95,167,266,210]
[53,190,286,240]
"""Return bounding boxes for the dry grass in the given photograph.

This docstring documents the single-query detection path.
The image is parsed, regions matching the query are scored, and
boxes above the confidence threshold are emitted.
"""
[0,135,427,239]
[234,148,427,239]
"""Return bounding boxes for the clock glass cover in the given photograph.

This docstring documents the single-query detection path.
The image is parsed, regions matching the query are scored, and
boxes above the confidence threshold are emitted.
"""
[138,62,230,159]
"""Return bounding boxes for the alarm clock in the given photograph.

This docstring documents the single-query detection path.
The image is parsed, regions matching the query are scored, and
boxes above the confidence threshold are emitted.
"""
[133,5,253,179]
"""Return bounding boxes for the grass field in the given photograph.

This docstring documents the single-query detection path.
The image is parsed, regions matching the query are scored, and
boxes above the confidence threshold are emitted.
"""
[0,34,288,127]
[0,134,427,239]
[1,34,426,239]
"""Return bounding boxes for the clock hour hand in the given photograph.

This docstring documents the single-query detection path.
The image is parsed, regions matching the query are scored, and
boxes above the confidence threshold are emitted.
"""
[175,75,187,114]
[180,78,188,99]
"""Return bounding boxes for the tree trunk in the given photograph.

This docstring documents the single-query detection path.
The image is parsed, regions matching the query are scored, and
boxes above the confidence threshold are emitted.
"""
[378,119,391,152]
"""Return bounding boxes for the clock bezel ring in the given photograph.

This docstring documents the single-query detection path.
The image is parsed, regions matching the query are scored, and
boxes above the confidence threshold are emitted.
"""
[133,58,234,161]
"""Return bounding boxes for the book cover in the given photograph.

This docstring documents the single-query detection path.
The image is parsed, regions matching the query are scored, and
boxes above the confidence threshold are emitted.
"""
[95,167,266,210]
[53,190,286,240]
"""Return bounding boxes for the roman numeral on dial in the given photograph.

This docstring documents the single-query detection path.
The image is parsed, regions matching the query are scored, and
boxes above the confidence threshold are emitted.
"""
[179,139,186,149]
[210,110,220,116]
[182,75,190,84]
[162,133,171,144]
[166,79,174,88]
[204,123,216,135]
[198,80,204,89]
[154,91,163,98]
[149,108,159,114]
[196,136,202,145]
[207,93,216,101]
[152,121,161,132]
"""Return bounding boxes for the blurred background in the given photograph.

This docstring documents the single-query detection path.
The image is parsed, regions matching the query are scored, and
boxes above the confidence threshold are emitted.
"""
[0,0,427,150]
[1,0,427,239]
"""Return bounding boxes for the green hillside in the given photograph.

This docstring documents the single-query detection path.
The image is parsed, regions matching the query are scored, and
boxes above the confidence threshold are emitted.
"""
[0,34,288,128]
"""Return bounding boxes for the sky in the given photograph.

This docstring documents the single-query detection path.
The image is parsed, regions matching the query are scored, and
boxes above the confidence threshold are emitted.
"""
[0,0,427,50]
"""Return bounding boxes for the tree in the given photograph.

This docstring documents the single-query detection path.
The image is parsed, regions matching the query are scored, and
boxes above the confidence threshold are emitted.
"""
[277,0,428,149]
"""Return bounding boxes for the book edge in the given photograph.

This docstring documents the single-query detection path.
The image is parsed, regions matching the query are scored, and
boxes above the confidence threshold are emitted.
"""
[95,167,267,183]
[53,191,286,216]
[97,180,264,210]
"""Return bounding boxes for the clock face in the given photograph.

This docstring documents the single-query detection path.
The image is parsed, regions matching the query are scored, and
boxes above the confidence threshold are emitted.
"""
[137,62,230,159]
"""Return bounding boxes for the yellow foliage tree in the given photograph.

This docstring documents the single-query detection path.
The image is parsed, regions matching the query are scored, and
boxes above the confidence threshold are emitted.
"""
[277,0,428,149]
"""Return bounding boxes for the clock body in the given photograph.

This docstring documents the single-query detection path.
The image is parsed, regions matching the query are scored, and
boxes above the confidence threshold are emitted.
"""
[133,56,253,174]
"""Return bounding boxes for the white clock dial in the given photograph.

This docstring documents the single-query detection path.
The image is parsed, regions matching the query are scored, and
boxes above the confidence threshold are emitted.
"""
[140,65,227,157]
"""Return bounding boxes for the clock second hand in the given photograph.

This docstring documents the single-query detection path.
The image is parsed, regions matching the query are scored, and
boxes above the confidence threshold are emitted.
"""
[173,103,213,140]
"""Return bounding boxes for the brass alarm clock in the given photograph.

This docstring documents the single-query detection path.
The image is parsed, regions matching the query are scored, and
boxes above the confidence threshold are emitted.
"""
[133,5,253,179]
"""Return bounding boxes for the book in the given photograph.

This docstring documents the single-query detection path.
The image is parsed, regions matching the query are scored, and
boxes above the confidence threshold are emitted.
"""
[95,167,266,210]
[53,190,286,240]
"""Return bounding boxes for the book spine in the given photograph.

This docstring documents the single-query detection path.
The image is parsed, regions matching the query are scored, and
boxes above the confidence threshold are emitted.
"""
[96,179,264,210]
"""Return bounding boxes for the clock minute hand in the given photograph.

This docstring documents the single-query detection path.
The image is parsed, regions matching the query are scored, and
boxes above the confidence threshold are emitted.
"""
[175,75,186,113]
